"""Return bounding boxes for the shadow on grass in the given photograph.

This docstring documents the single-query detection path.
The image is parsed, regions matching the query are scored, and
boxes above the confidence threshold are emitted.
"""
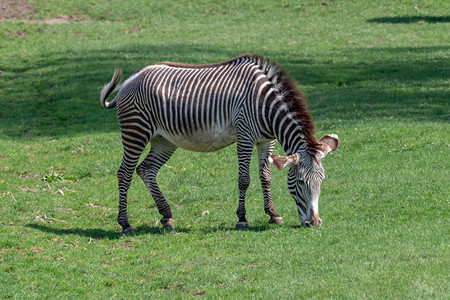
[367,16,450,24]
[26,223,190,239]
[26,222,291,238]
[278,46,449,124]
[200,223,308,234]
[1,44,448,139]
[201,224,272,233]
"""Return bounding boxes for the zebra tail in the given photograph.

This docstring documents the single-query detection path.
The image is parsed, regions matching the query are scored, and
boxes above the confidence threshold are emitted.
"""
[100,69,123,109]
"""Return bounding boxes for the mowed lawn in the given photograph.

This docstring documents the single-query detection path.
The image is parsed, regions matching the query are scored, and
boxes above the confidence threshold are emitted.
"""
[0,0,448,298]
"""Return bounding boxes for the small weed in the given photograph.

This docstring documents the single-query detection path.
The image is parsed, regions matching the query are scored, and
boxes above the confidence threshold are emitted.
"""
[42,169,75,183]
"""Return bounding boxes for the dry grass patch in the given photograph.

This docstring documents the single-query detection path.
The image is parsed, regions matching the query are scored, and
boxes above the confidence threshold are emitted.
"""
[0,0,87,24]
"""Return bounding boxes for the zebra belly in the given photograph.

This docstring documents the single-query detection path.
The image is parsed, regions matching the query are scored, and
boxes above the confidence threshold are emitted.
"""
[158,124,237,152]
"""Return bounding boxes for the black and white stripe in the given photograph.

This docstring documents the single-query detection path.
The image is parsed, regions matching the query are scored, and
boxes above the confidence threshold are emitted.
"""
[100,54,338,232]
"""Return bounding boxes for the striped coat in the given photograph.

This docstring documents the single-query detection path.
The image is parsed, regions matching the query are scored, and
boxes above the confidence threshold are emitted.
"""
[100,54,339,232]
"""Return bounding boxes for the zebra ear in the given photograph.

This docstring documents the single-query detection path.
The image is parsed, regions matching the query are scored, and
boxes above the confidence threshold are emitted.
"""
[269,154,299,170]
[318,134,339,159]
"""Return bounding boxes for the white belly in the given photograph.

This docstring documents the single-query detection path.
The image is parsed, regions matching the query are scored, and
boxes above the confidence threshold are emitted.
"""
[159,123,237,152]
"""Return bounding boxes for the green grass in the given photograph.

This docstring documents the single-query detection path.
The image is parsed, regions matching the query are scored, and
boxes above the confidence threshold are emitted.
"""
[1,0,449,298]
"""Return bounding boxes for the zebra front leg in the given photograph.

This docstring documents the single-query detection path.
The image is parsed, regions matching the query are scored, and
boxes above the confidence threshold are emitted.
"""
[136,137,177,229]
[235,140,254,229]
[257,141,283,224]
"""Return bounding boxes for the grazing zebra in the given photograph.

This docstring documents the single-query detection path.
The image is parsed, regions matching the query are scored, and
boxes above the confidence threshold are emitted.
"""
[100,54,339,233]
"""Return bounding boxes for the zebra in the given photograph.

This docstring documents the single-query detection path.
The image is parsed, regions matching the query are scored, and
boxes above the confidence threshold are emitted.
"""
[100,54,339,233]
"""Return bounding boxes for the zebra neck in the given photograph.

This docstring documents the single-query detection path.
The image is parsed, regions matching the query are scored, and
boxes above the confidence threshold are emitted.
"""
[276,122,310,155]
[265,101,311,155]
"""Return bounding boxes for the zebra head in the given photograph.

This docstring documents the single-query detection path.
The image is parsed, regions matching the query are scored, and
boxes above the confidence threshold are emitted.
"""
[269,134,339,227]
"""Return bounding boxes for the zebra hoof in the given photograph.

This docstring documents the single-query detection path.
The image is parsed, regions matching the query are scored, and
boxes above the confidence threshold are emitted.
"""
[269,216,284,224]
[122,226,134,234]
[161,218,175,229]
[236,221,249,230]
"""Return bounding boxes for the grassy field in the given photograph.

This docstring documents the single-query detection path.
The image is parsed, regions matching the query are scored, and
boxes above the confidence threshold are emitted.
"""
[1,0,449,298]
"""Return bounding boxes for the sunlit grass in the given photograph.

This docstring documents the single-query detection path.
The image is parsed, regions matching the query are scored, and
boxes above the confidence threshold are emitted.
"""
[0,0,449,298]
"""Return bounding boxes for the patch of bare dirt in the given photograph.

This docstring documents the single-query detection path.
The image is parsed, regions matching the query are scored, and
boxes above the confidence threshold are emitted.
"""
[0,0,34,20]
[0,0,88,23]
[29,16,70,24]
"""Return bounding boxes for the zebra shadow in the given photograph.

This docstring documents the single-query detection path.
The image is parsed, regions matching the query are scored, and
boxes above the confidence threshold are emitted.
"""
[367,15,450,24]
[26,222,291,239]
[26,223,190,240]
[199,223,305,234]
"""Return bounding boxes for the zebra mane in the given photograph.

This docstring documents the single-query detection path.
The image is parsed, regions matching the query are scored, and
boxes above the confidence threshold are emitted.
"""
[242,54,320,151]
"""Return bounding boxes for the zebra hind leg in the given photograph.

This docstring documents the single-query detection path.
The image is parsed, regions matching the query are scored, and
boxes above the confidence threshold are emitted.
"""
[117,152,143,233]
[136,137,177,229]
[257,141,283,224]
